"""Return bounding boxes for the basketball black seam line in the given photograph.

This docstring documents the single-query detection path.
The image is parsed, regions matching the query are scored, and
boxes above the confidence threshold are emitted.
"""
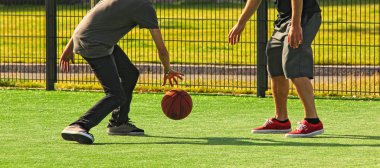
[164,96,175,117]
[168,92,178,119]
[182,95,193,109]
[179,94,183,118]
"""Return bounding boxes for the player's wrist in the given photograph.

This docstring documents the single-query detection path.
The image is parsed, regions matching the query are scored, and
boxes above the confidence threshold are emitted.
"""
[237,20,246,27]
[164,68,172,75]
[290,20,301,27]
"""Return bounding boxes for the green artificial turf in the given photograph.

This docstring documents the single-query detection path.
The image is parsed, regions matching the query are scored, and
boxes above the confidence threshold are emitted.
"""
[0,89,379,167]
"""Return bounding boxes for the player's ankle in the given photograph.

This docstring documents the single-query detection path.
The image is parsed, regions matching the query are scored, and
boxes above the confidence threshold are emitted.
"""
[274,118,289,123]
[304,118,320,124]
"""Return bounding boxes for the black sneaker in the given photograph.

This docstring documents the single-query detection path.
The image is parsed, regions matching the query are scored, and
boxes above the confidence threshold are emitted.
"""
[107,122,144,136]
[61,125,94,144]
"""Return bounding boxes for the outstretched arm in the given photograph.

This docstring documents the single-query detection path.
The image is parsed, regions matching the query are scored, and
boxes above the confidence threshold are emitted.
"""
[149,28,184,86]
[228,0,262,45]
[59,37,75,72]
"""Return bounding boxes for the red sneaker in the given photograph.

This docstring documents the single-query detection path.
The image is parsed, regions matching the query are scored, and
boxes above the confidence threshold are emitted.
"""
[251,118,292,134]
[285,120,324,138]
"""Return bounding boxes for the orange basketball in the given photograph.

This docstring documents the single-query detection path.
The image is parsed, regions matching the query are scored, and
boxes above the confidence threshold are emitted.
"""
[161,89,193,120]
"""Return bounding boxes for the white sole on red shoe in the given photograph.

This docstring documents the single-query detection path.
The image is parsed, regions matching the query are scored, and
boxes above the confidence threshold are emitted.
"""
[285,129,324,138]
[251,129,292,134]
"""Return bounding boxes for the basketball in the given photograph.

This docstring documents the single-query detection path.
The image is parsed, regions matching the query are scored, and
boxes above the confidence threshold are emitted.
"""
[161,89,193,120]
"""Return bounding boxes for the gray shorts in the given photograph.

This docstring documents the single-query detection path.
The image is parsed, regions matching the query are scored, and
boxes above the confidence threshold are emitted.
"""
[266,12,321,79]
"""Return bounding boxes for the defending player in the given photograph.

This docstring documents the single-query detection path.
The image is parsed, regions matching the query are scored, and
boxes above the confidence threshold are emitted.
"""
[228,0,324,137]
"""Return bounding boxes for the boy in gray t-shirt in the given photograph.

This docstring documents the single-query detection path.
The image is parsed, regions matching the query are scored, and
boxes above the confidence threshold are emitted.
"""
[59,0,183,144]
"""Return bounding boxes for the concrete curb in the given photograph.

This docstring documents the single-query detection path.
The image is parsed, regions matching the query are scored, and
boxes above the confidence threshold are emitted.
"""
[1,63,379,76]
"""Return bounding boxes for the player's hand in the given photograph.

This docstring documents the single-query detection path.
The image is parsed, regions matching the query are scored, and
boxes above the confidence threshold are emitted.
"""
[288,24,303,49]
[162,69,184,87]
[59,49,75,73]
[228,23,245,45]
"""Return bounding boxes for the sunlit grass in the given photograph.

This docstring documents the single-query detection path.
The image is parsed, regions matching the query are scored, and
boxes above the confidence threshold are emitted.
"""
[0,89,379,167]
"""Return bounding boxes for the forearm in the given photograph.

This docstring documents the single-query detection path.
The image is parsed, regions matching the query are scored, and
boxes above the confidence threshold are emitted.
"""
[65,37,74,51]
[157,46,171,72]
[291,0,303,26]
[149,29,171,72]
[237,0,262,25]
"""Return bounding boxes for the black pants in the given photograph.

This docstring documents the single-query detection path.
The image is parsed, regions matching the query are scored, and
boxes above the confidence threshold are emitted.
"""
[71,45,139,131]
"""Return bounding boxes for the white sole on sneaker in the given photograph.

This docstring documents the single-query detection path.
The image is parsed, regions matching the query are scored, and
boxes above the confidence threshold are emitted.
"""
[251,129,292,134]
[61,130,94,144]
[285,129,324,138]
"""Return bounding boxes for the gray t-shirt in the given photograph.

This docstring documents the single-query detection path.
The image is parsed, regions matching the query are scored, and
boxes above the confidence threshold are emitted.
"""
[73,0,159,58]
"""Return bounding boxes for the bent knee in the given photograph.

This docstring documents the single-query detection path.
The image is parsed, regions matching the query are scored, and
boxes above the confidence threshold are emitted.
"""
[106,92,127,105]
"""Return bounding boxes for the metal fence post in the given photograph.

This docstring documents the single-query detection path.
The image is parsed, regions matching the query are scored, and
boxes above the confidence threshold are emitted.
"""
[46,0,57,90]
[256,0,268,98]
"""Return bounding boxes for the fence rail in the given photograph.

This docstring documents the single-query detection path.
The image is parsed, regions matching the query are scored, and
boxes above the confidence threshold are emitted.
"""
[0,0,379,97]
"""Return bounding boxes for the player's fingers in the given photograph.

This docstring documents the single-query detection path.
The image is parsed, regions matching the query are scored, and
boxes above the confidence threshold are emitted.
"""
[162,76,167,86]
[59,59,63,69]
[228,30,233,44]
[292,36,297,48]
[64,61,68,72]
[296,34,301,48]
[173,71,184,76]
[65,62,69,72]
[173,77,178,85]
[176,75,183,80]
[231,31,237,44]
[228,30,232,37]
[291,35,297,48]
[62,61,66,72]
[169,78,173,87]
[233,34,237,45]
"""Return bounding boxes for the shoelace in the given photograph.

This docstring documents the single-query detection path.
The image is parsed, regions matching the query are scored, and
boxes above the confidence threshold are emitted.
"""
[125,122,137,128]
[296,122,307,131]
[263,119,273,127]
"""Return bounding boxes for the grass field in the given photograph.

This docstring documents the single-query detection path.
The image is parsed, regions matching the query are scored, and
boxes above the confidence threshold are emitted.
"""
[0,89,379,167]
[0,2,379,65]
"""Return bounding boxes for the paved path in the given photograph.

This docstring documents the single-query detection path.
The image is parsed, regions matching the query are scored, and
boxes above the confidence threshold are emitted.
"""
[0,72,358,85]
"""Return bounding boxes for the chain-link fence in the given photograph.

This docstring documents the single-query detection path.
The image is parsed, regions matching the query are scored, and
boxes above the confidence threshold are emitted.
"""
[1,0,379,97]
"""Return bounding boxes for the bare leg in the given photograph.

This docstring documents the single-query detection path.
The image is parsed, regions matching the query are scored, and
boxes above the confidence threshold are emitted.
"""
[271,76,289,120]
[291,77,318,118]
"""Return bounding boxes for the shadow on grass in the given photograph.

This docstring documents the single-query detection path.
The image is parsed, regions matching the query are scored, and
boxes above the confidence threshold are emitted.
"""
[320,134,380,140]
[93,134,380,147]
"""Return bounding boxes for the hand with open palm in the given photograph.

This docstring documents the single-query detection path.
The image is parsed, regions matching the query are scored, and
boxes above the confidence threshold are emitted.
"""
[162,70,184,87]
